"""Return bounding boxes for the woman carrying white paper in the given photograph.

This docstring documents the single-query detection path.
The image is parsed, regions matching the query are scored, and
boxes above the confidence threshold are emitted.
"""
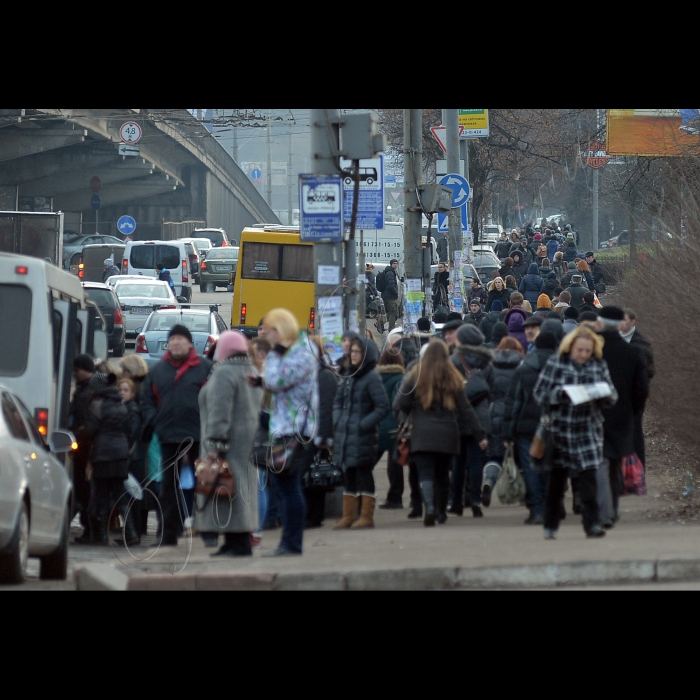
[533,325,618,540]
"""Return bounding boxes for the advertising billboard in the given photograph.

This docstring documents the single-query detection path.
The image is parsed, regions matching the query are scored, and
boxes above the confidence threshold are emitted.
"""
[459,109,490,138]
[607,109,700,157]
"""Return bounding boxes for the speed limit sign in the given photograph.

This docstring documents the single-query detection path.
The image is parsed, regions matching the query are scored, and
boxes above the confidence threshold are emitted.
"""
[120,121,143,144]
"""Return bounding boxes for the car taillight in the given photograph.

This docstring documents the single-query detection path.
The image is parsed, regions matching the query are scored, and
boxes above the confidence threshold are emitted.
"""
[222,241,228,247]
[35,408,49,436]
[204,335,216,354]
[240,303,247,326]
[114,306,123,325]
[159,305,177,310]
[201,261,207,271]
[182,260,188,282]
[78,263,84,279]
[15,266,28,275]
[136,334,148,354]
[122,259,129,271]
[309,307,316,331]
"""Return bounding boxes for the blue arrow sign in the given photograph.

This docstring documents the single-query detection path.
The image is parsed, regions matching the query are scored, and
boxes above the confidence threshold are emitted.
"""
[251,169,262,180]
[438,203,469,233]
[117,215,137,235]
[91,194,102,211]
[439,173,470,209]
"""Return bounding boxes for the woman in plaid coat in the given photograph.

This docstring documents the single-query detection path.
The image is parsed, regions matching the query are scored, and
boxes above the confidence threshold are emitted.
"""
[533,325,618,540]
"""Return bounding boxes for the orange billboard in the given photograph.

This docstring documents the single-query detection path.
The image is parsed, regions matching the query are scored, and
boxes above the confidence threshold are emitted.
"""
[607,109,700,156]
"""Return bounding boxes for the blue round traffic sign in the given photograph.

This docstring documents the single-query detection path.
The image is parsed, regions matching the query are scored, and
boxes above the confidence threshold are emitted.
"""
[251,168,262,180]
[91,194,102,211]
[439,174,470,209]
[117,215,137,235]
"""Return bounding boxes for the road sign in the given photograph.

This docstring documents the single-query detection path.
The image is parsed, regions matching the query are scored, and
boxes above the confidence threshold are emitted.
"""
[340,154,385,230]
[118,144,140,157]
[117,215,137,235]
[583,140,609,169]
[90,176,102,193]
[439,174,470,209]
[251,168,262,180]
[299,174,343,242]
[120,121,143,144]
[390,191,402,203]
[438,203,469,234]
[458,109,490,137]
[91,194,102,211]
[431,126,465,153]
[385,174,397,188]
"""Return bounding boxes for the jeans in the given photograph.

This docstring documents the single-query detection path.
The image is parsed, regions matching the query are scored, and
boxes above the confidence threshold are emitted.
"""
[516,436,549,517]
[159,441,200,543]
[451,436,485,508]
[256,475,268,535]
[545,468,599,533]
[264,472,281,526]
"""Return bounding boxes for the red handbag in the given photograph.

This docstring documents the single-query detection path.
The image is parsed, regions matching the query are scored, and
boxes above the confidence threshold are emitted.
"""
[393,418,412,467]
[194,457,236,501]
[621,454,646,496]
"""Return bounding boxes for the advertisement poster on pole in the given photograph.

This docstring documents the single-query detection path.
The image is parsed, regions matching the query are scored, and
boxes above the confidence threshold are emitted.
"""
[458,110,490,138]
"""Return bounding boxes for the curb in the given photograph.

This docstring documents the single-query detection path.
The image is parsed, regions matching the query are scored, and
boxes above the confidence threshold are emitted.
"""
[74,558,700,591]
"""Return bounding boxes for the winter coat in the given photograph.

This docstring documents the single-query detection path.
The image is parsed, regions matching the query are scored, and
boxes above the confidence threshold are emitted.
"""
[589,259,605,285]
[394,332,431,368]
[580,269,596,294]
[498,264,515,282]
[158,269,175,291]
[433,270,450,308]
[141,348,212,445]
[510,243,536,266]
[485,287,511,312]
[79,377,130,479]
[502,347,556,439]
[543,272,559,299]
[124,399,146,480]
[467,285,489,308]
[494,240,512,259]
[451,344,494,437]
[552,260,566,280]
[504,307,528,352]
[488,349,522,458]
[103,265,121,282]
[332,338,389,469]
[436,236,449,263]
[546,239,560,262]
[566,282,588,308]
[510,253,528,283]
[195,355,263,534]
[479,310,501,343]
[599,330,650,459]
[562,244,580,264]
[627,329,655,380]
[314,363,339,448]
[466,310,485,326]
[377,364,406,453]
[381,267,399,302]
[393,378,485,455]
[264,333,318,439]
[533,352,618,472]
[519,263,545,306]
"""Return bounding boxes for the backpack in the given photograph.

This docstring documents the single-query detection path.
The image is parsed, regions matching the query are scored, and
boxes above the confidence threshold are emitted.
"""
[376,269,387,293]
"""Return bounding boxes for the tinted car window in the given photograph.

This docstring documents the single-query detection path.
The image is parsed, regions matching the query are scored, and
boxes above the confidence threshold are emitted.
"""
[0,284,31,377]
[84,288,117,309]
[199,231,226,245]
[156,245,181,270]
[130,245,155,270]
[2,393,29,441]
[207,249,238,261]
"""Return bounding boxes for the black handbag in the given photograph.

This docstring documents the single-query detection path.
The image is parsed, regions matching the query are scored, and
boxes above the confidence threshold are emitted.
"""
[303,450,343,490]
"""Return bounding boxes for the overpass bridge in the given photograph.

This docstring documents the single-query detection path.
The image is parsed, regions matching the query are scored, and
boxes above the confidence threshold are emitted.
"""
[0,108,280,241]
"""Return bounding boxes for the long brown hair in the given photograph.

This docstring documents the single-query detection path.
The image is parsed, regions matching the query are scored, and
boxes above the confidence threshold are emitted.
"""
[576,259,591,273]
[407,340,464,411]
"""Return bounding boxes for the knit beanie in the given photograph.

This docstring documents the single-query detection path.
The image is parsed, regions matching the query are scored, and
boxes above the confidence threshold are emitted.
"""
[214,330,250,361]
[537,294,552,310]
[457,324,485,347]
[491,300,503,312]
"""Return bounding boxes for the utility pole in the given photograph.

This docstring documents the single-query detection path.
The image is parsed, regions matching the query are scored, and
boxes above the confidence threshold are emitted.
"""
[232,119,239,164]
[403,109,424,308]
[266,109,273,207]
[446,109,462,266]
[288,126,294,226]
[592,167,599,253]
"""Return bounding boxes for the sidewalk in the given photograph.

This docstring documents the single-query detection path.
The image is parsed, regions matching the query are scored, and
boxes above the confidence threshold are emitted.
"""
[75,464,700,591]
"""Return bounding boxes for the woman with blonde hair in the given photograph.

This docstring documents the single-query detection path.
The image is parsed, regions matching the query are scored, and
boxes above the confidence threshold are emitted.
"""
[119,354,149,397]
[485,276,511,312]
[394,340,486,526]
[533,325,618,540]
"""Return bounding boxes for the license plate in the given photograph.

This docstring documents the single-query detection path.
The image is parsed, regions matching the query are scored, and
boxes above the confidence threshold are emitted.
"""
[214,265,232,272]
[130,308,152,315]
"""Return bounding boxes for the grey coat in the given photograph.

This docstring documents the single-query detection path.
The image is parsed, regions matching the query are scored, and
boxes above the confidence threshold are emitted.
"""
[194,356,263,534]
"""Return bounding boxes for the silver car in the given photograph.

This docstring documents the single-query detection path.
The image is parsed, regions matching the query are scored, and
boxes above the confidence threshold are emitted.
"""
[135,307,228,368]
[111,278,179,338]
[0,388,76,584]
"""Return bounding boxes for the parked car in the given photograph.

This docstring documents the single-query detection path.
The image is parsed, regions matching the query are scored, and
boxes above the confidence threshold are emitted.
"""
[62,234,125,270]
[199,247,239,293]
[134,307,228,368]
[0,388,76,584]
[470,246,502,281]
[111,278,180,339]
[82,282,126,357]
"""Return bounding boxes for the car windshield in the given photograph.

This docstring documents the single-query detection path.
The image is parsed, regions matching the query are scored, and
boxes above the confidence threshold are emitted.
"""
[206,249,238,261]
[193,239,212,250]
[114,284,171,299]
[146,313,211,333]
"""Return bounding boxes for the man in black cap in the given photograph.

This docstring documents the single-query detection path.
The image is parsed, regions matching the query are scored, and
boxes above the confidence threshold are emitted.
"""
[141,324,212,546]
[522,315,543,353]
[585,252,605,291]
[381,259,401,333]
[566,274,588,308]
[596,307,649,528]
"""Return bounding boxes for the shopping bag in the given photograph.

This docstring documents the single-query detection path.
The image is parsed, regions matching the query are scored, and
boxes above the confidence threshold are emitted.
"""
[496,445,527,505]
[622,454,647,496]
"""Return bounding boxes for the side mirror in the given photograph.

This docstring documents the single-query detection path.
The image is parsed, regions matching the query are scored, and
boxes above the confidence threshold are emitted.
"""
[177,296,188,304]
[49,430,76,454]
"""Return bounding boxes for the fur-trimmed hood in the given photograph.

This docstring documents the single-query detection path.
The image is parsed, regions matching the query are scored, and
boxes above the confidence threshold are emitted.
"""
[376,364,406,375]
[453,344,494,369]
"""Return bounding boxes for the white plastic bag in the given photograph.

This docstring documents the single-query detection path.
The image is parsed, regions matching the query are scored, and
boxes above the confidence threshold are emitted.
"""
[123,473,143,501]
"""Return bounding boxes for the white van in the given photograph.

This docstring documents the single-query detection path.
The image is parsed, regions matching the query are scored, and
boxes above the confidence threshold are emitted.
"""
[122,240,192,302]
[0,253,107,438]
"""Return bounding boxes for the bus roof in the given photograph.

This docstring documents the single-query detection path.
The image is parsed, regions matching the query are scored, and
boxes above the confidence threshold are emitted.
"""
[0,252,85,302]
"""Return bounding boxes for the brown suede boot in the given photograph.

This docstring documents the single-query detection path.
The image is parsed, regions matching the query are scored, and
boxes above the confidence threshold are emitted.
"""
[333,494,359,530]
[351,494,376,529]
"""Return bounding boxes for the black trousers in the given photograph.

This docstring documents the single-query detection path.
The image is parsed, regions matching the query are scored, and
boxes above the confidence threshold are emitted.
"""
[633,411,646,467]
[609,457,624,518]
[383,448,404,505]
[159,441,200,543]
[344,464,375,495]
[545,468,599,533]
[73,452,91,528]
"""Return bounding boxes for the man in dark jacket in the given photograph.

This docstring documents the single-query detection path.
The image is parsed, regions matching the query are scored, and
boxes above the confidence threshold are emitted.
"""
[566,275,589,308]
[596,307,650,527]
[141,324,212,546]
[381,259,401,333]
[436,234,449,264]
[510,236,536,266]
[519,263,545,307]
[479,300,503,343]
[465,300,485,327]
[510,250,528,283]
[103,258,121,283]
[467,278,489,307]
[586,252,606,290]
[494,233,512,260]
[503,330,559,524]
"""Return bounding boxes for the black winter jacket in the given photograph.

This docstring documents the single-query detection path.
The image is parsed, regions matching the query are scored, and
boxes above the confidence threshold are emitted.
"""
[485,287,511,312]
[451,344,494,437]
[519,263,545,306]
[488,349,522,458]
[141,348,212,444]
[332,338,389,469]
[315,364,339,448]
[381,267,399,302]
[479,311,501,343]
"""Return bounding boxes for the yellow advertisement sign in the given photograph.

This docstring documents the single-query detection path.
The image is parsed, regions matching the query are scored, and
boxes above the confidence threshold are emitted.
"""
[459,109,489,137]
[607,109,700,157]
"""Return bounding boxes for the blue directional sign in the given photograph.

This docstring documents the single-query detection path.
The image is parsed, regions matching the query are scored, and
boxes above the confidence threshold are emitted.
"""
[251,168,262,180]
[117,215,137,235]
[91,194,102,211]
[299,174,343,242]
[438,203,469,234]
[439,173,470,209]
[341,154,385,230]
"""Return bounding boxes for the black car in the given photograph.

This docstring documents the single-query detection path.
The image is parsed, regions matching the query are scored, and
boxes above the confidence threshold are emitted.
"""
[82,282,126,357]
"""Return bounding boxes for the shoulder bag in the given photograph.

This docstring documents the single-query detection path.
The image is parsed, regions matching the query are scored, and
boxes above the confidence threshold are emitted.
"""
[496,445,527,505]
[393,416,413,467]
[269,435,300,475]
[303,449,343,490]
[194,456,236,512]
[530,414,551,460]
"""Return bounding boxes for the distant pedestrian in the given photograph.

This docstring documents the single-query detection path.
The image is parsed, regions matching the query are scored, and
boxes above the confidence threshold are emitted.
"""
[103,258,121,283]
[382,259,401,333]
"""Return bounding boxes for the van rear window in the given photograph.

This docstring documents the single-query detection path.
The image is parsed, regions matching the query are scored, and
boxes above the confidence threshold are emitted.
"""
[0,285,31,376]
[130,245,181,271]
[241,243,313,282]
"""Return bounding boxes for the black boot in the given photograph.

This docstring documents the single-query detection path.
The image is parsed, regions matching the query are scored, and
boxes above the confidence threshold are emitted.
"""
[407,500,423,519]
[420,481,436,527]
[211,532,253,557]
[435,482,448,525]
[115,508,141,546]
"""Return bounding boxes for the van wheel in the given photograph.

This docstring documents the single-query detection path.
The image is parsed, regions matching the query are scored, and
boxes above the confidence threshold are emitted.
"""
[112,341,125,358]
[39,504,69,581]
[0,501,29,584]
